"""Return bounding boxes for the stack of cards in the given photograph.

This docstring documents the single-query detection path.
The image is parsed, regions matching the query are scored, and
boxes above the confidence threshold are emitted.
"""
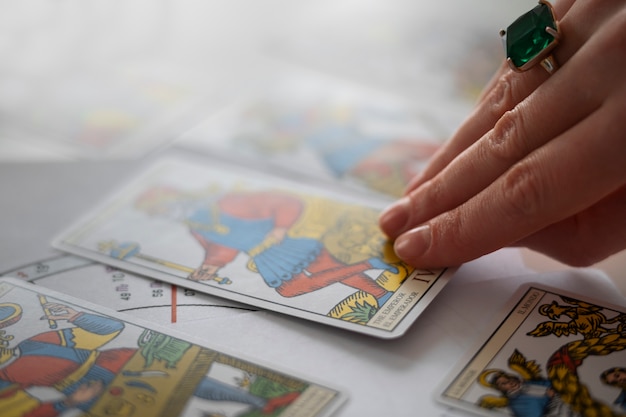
[1,152,457,416]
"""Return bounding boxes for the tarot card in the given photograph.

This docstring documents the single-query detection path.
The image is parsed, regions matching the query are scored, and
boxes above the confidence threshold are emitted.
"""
[1,254,256,325]
[438,283,626,417]
[177,69,443,198]
[53,157,453,338]
[0,277,345,417]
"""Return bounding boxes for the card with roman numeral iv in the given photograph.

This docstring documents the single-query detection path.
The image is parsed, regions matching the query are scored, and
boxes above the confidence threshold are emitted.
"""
[53,156,454,338]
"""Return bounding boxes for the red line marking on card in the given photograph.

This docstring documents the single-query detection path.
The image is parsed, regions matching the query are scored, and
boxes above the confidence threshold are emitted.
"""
[171,284,177,323]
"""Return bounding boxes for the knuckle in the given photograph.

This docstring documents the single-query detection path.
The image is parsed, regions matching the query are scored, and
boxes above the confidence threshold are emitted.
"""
[434,210,476,257]
[485,71,518,118]
[485,108,528,163]
[408,176,445,213]
[424,177,446,205]
[502,162,546,220]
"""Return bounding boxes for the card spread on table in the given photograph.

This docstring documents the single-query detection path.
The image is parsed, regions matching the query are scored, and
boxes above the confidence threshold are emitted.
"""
[52,157,453,338]
[1,254,255,325]
[0,278,345,417]
[178,70,443,199]
[438,283,626,417]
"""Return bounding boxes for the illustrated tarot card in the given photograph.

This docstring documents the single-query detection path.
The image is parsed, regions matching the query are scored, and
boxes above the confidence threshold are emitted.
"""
[177,70,443,198]
[0,277,345,417]
[1,254,256,325]
[53,157,453,338]
[438,283,626,417]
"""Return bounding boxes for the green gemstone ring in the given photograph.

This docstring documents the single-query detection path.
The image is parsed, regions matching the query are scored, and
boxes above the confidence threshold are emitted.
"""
[500,0,561,74]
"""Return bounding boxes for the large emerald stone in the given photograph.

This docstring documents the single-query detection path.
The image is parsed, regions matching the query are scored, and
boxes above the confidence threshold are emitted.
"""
[504,2,557,68]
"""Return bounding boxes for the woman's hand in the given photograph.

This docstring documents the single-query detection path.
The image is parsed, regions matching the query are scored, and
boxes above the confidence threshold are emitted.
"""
[379,0,626,268]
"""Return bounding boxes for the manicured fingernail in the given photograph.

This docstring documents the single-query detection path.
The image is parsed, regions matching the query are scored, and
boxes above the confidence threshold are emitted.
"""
[394,225,431,260]
[379,197,410,237]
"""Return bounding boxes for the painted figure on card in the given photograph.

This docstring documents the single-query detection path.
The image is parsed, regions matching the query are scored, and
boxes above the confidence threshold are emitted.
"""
[234,102,439,197]
[0,301,298,417]
[477,350,569,417]
[528,297,626,339]
[0,301,133,416]
[135,186,398,306]
[601,367,626,410]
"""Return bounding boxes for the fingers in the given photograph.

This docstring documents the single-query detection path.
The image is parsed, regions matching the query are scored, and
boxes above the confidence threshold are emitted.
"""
[382,55,604,240]
[516,186,626,266]
[402,0,581,195]
[389,88,626,268]
[381,15,614,241]
[404,64,548,194]
[381,0,626,268]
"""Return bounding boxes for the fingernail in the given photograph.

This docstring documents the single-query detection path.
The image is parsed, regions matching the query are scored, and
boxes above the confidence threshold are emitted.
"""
[379,197,410,237]
[394,225,431,260]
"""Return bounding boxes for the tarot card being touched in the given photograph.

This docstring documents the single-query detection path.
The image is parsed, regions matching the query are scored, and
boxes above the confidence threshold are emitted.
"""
[0,277,345,417]
[438,284,626,417]
[53,157,453,338]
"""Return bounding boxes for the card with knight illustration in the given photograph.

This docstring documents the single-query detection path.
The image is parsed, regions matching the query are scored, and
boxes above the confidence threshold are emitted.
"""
[53,156,454,338]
